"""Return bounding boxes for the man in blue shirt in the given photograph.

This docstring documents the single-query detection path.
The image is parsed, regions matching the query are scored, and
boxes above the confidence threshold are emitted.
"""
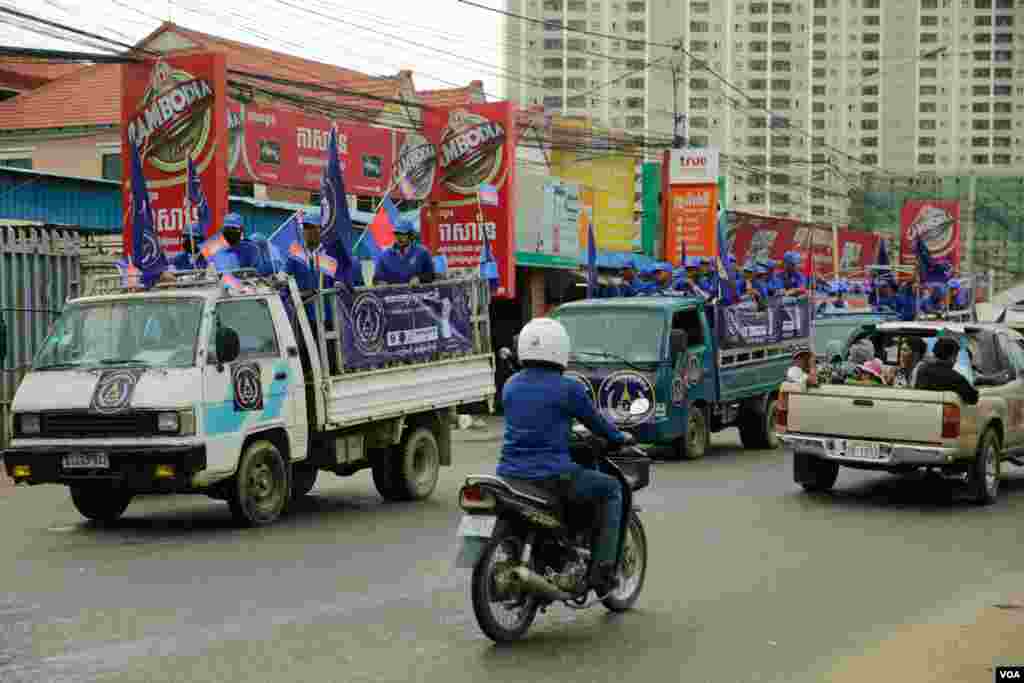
[171,222,207,272]
[498,317,633,596]
[207,213,259,272]
[632,263,659,295]
[373,221,434,286]
[948,279,969,310]
[920,283,946,314]
[753,264,775,298]
[874,279,900,313]
[780,251,807,295]
[696,257,716,293]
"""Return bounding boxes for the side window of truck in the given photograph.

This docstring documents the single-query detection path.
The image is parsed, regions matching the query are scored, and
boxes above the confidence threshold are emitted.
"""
[211,299,280,360]
[672,310,705,349]
[997,334,1024,377]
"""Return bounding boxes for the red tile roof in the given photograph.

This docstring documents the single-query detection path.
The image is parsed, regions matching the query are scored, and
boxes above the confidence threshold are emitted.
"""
[416,81,486,108]
[0,22,410,131]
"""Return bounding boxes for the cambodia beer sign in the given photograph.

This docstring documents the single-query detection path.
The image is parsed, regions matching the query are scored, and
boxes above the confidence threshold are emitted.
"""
[421,103,517,299]
[121,53,229,256]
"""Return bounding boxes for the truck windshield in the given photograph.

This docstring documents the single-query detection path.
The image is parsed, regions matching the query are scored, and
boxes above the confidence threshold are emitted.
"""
[557,309,664,364]
[32,299,204,370]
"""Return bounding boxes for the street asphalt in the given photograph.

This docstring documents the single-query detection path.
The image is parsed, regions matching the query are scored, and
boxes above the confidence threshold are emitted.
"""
[1,423,1022,683]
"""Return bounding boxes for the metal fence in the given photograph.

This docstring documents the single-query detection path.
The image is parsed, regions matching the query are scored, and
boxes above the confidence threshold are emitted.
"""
[1,226,81,448]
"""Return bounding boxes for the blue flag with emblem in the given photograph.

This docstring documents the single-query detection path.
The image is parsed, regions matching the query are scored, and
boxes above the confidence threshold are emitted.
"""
[480,225,499,291]
[586,219,597,299]
[128,139,168,288]
[318,126,355,287]
[184,154,211,235]
[715,206,734,301]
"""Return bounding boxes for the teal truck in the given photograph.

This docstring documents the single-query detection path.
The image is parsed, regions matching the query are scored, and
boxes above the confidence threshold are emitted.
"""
[549,294,812,459]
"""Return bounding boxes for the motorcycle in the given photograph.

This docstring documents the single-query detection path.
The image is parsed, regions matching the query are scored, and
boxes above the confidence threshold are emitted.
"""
[454,345,652,642]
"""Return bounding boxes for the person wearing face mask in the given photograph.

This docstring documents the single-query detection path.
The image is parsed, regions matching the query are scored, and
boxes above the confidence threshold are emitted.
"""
[209,212,259,272]
[373,221,435,286]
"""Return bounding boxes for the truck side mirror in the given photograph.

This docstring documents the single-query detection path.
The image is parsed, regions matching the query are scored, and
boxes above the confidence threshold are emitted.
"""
[670,330,687,357]
[215,327,241,366]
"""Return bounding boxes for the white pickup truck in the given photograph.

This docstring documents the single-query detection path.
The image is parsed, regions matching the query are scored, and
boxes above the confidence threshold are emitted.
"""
[778,321,1024,504]
[2,271,496,525]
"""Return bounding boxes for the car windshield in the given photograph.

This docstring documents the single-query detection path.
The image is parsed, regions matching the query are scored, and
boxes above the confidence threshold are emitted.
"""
[556,309,665,364]
[32,298,204,370]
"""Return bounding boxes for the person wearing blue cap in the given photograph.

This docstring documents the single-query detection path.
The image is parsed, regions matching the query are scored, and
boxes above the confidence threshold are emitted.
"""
[948,279,969,311]
[780,251,807,295]
[373,220,435,286]
[752,263,775,299]
[172,222,208,272]
[919,283,946,314]
[696,257,716,293]
[208,212,260,272]
[610,258,637,297]
[632,263,659,295]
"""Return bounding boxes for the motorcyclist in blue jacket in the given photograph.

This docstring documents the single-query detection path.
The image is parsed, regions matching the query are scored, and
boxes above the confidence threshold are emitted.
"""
[498,317,635,596]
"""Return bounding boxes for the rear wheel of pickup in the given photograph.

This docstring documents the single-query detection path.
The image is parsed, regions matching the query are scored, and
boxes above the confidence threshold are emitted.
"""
[739,396,780,450]
[674,406,709,460]
[794,452,840,493]
[228,440,290,526]
[70,485,132,523]
[968,428,1001,505]
[372,427,441,502]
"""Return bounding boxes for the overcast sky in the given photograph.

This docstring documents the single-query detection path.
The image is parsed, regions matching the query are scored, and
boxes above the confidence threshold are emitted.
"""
[1,0,505,95]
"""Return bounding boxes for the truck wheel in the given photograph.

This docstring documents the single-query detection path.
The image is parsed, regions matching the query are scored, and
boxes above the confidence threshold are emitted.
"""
[794,452,839,493]
[290,463,318,498]
[228,440,290,526]
[739,396,779,450]
[674,407,709,460]
[371,448,403,501]
[394,427,441,501]
[968,429,1001,505]
[70,486,132,523]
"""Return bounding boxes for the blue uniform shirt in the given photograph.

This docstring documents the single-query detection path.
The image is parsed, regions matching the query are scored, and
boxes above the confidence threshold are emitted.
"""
[374,243,434,285]
[172,251,206,272]
[497,366,625,480]
[780,270,806,291]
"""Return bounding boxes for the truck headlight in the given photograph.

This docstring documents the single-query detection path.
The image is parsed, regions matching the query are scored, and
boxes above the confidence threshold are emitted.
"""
[157,410,195,435]
[17,414,40,435]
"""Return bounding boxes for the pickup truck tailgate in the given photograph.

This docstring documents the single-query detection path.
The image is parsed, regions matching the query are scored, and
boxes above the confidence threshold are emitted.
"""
[787,386,947,442]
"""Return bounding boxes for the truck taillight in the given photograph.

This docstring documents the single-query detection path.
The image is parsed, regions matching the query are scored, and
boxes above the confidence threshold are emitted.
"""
[775,393,789,431]
[459,485,495,511]
[942,403,960,439]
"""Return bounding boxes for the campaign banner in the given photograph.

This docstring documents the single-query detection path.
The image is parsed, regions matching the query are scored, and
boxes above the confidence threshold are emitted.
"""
[337,282,474,370]
[898,199,961,272]
[716,297,813,350]
[122,53,229,256]
[663,182,719,265]
[729,213,881,276]
[420,102,518,299]
[515,172,581,268]
[226,99,393,195]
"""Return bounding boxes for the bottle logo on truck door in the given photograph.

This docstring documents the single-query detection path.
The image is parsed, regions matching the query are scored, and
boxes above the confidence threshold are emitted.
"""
[91,370,143,414]
[232,362,263,412]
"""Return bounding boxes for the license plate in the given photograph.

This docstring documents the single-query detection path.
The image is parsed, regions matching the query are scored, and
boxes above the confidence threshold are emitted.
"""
[456,514,497,538]
[845,441,881,461]
[62,453,110,469]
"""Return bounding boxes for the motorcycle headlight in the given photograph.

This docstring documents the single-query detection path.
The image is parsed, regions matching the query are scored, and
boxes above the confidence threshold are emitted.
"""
[17,413,40,435]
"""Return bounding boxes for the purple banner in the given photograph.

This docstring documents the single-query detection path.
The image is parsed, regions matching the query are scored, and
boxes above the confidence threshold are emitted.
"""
[338,282,474,370]
[716,297,812,350]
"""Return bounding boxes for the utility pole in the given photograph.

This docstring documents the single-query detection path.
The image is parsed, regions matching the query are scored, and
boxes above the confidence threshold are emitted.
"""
[670,41,685,150]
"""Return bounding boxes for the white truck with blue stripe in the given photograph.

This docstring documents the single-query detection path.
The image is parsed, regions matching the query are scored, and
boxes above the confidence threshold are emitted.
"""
[2,271,496,526]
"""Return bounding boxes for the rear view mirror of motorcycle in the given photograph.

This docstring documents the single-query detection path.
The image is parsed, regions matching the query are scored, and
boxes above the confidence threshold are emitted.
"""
[630,397,651,416]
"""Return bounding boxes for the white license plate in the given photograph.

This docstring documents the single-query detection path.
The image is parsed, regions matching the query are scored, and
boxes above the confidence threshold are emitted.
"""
[62,453,110,469]
[845,441,881,461]
[457,514,497,538]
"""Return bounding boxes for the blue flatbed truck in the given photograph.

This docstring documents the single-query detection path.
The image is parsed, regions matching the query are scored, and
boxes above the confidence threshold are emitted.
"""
[549,295,811,459]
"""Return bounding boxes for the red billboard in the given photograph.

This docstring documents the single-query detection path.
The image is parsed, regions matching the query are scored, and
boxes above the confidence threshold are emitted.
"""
[226,99,394,195]
[729,213,881,276]
[898,199,961,272]
[420,103,518,299]
[122,53,229,256]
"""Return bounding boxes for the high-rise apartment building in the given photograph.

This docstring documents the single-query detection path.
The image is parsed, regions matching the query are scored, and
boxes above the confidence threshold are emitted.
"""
[502,0,1024,225]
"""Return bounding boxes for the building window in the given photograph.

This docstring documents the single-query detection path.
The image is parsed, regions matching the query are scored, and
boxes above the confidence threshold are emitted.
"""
[922,0,938,7]
[750,59,767,71]
[626,77,645,89]
[626,116,645,128]
[771,79,791,90]
[627,40,645,51]
[920,67,937,78]
[974,33,992,44]
[567,57,587,69]
[993,136,1011,147]
[864,15,880,26]
[973,85,990,96]
[994,102,1012,113]
[812,84,826,96]
[920,119,937,130]
[812,49,826,61]
[567,77,586,88]
[918,153,936,164]
[993,84,1011,96]
[543,57,563,69]
[691,1,710,12]
[993,119,1012,130]
[627,1,646,11]
[994,67,1013,79]
[101,152,121,181]
[626,96,644,109]
[691,21,710,32]
[863,33,880,44]
[919,136,936,147]
[812,102,826,113]
[751,1,769,12]
[922,15,939,27]
[860,153,878,165]
[920,102,937,113]
[861,119,879,130]
[972,154,990,164]
[543,77,564,88]
[862,84,879,96]
[771,97,791,110]
[974,67,991,78]
[690,78,709,89]
[773,22,792,32]
[543,95,563,107]
[690,97,709,109]
[747,135,767,147]
[993,153,1011,165]
[974,51,991,61]
[972,119,991,130]
[772,60,792,72]
[0,157,32,170]
[627,20,645,31]
[772,41,791,52]
[567,95,586,107]
[691,40,709,51]
[974,0,992,7]
[544,38,563,50]
[566,20,586,31]
[568,0,587,9]
[543,0,562,9]
[921,33,939,44]
[972,136,990,147]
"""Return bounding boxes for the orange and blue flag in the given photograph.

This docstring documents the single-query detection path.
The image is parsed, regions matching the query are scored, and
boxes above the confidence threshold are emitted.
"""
[269,211,306,271]
[200,233,229,261]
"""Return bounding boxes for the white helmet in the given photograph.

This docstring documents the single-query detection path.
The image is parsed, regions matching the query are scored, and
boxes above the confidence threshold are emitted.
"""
[517,317,571,369]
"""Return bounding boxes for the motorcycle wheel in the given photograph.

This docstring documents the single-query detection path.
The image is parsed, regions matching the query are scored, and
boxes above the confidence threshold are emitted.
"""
[471,535,540,643]
[602,512,648,612]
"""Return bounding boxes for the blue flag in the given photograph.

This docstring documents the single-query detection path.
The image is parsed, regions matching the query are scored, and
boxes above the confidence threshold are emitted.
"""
[185,154,211,234]
[480,226,499,292]
[128,139,168,288]
[318,126,355,287]
[715,207,735,301]
[877,237,890,269]
[586,219,597,299]
[269,211,307,273]
[914,234,950,284]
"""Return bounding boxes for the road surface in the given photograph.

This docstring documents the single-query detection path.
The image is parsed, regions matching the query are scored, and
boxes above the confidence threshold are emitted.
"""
[1,425,1021,682]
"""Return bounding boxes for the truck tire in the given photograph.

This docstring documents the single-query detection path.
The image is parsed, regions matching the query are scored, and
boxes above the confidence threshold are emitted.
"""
[228,440,290,526]
[70,485,132,523]
[371,448,403,501]
[290,463,318,498]
[794,452,840,493]
[674,407,709,460]
[968,428,1001,505]
[739,396,779,450]
[394,427,441,501]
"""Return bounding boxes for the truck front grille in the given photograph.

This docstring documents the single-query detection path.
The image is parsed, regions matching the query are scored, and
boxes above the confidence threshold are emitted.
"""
[40,411,160,438]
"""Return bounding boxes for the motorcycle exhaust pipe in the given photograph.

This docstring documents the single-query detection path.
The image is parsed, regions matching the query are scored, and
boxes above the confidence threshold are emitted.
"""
[511,566,572,601]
